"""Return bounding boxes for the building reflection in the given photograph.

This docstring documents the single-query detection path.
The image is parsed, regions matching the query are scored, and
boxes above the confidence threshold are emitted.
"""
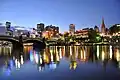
[1,44,120,74]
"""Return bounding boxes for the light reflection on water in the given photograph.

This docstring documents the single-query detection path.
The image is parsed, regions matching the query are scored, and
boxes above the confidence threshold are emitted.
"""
[0,45,120,77]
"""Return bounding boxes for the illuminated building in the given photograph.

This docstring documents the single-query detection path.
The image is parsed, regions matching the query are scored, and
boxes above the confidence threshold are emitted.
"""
[75,29,89,38]
[44,25,59,38]
[42,31,51,39]
[69,24,75,35]
[101,18,106,34]
[110,24,120,36]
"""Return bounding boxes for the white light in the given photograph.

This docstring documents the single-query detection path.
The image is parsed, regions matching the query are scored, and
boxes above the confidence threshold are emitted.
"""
[110,45,112,59]
[59,48,62,59]
[102,51,105,61]
[56,52,60,61]
[21,55,24,64]
[15,59,18,69]
[117,24,120,27]
[116,49,120,61]
[51,53,53,62]
[81,49,83,59]
[97,45,99,58]
[40,57,42,64]
[17,61,21,69]
[35,54,39,63]
[39,66,42,71]
[70,46,72,55]
[84,48,86,59]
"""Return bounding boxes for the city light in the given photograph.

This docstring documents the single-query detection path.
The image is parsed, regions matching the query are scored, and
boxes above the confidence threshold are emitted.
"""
[39,55,43,64]
[49,62,57,70]
[116,49,120,61]
[97,45,99,58]
[21,55,24,64]
[35,53,39,63]
[70,46,72,55]
[81,49,83,60]
[30,50,34,62]
[110,45,112,59]
[59,48,62,59]
[102,51,105,61]
[83,48,86,60]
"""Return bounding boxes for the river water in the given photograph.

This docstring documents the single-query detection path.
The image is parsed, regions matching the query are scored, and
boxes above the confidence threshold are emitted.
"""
[0,45,120,80]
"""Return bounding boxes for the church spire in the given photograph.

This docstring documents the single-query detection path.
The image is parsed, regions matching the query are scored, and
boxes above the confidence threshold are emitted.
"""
[101,17,106,33]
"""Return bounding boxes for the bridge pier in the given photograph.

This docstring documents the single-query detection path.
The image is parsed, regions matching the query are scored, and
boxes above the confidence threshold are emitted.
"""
[11,42,23,59]
[12,42,23,52]
[33,41,46,51]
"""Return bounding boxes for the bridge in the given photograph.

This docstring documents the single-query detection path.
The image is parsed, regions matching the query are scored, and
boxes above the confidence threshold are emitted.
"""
[0,35,44,45]
[0,35,19,43]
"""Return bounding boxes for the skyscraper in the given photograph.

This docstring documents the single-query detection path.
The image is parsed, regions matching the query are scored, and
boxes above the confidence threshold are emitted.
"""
[37,23,44,32]
[69,24,75,34]
[6,22,11,31]
[37,23,45,37]
[101,18,106,34]
[5,22,13,36]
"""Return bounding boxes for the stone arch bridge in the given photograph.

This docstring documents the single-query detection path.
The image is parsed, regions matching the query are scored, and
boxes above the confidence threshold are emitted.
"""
[0,35,45,47]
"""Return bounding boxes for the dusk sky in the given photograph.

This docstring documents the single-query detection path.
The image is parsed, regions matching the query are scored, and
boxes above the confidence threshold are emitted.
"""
[0,0,120,32]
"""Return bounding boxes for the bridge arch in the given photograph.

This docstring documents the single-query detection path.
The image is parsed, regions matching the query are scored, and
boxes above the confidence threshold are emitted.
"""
[23,39,43,43]
[0,35,23,49]
[0,35,19,43]
[23,38,46,50]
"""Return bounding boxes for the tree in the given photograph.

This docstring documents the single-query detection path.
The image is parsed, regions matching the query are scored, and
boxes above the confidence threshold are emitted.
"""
[109,24,120,35]
[88,28,101,42]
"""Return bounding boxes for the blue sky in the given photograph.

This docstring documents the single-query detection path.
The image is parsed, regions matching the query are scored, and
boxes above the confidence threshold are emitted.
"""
[0,0,120,32]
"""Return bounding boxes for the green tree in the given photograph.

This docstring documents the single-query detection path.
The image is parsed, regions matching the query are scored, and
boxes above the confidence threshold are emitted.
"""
[88,28,101,43]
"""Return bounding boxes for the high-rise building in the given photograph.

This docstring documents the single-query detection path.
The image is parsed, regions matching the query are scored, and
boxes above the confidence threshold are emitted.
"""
[5,22,13,36]
[6,22,11,31]
[37,23,44,32]
[101,18,106,34]
[37,23,44,37]
[69,24,75,34]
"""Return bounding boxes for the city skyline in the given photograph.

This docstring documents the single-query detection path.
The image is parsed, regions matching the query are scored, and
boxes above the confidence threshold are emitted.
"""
[0,0,120,32]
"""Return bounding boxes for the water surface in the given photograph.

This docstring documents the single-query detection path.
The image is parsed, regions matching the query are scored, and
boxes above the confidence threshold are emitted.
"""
[0,45,120,80]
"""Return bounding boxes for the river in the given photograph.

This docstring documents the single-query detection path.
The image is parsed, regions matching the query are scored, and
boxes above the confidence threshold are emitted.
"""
[0,45,120,80]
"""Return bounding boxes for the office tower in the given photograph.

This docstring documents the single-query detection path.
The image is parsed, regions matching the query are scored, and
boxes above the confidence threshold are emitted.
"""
[37,23,44,32]
[6,22,11,31]
[69,24,75,34]
[5,22,13,36]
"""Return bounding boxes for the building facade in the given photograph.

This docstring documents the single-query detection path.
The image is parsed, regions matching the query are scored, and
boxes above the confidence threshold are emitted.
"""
[37,23,44,32]
[44,25,59,38]
[69,24,75,35]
